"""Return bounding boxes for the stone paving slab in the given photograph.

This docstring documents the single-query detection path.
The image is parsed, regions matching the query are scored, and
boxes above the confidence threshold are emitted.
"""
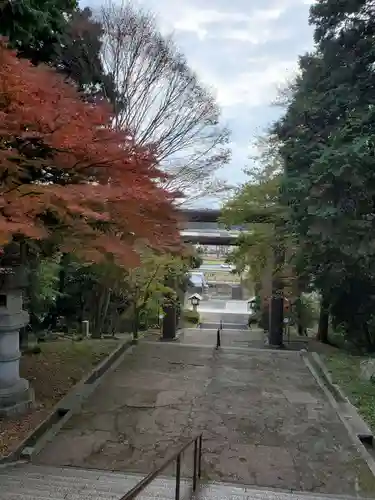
[35,342,375,497]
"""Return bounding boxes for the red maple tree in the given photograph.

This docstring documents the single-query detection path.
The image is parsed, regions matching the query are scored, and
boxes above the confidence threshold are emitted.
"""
[0,39,182,265]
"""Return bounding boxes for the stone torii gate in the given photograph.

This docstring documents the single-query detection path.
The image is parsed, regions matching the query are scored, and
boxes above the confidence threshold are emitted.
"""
[160,208,285,346]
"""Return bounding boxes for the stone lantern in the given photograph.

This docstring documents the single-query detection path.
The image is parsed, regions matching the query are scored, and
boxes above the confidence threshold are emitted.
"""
[189,293,202,312]
[247,297,257,312]
[0,245,33,416]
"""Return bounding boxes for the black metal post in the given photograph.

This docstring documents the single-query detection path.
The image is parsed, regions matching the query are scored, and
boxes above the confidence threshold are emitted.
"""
[216,328,221,349]
[175,455,181,500]
[198,435,202,478]
[193,439,198,491]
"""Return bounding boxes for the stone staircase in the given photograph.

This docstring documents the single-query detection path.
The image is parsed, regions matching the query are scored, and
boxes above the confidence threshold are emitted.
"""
[0,463,371,500]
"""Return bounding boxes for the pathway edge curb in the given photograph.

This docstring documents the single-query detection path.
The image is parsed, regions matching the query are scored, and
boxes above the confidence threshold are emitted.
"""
[0,338,134,466]
[302,352,375,479]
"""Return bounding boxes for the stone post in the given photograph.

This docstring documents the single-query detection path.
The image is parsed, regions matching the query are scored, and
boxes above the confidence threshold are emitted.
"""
[0,265,34,416]
[161,302,177,341]
[161,274,178,341]
[82,320,90,338]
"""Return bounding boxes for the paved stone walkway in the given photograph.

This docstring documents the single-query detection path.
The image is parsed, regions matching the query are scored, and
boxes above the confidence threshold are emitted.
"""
[35,341,375,497]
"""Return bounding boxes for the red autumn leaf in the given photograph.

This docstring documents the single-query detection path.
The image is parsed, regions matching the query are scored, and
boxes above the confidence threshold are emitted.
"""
[0,39,182,265]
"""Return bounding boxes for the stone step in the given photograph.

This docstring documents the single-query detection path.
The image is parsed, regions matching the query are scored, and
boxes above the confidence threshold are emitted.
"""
[0,464,190,500]
[0,463,371,500]
[199,323,248,330]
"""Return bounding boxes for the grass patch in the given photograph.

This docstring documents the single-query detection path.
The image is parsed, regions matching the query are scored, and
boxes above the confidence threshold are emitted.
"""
[322,352,375,431]
[0,338,120,458]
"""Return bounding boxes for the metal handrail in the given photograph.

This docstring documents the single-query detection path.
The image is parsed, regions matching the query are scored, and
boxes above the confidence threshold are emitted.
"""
[120,433,203,500]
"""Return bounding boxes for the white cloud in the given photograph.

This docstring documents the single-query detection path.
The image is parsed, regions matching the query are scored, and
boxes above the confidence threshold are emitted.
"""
[173,8,249,40]
[186,58,298,108]
[150,3,299,105]
[133,1,289,43]
[170,6,288,44]
[255,7,284,20]
[268,0,314,6]
[219,26,288,44]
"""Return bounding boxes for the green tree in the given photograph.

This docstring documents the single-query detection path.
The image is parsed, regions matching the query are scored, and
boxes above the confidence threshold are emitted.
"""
[54,6,117,102]
[118,249,189,339]
[1,2,116,103]
[0,0,77,64]
[25,256,61,332]
[221,138,282,291]
[274,0,375,348]
[52,258,121,337]
[222,137,295,340]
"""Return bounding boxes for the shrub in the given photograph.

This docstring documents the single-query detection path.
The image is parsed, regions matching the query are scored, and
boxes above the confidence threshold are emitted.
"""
[289,293,319,331]
[183,309,200,325]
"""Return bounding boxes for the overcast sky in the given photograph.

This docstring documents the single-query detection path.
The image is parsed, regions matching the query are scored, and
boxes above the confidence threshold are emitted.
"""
[85,0,315,201]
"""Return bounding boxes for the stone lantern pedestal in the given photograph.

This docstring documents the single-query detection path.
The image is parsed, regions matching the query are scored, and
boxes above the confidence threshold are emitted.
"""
[0,266,34,416]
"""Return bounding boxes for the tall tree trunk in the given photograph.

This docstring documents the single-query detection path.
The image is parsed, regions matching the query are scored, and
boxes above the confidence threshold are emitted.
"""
[27,255,40,333]
[49,252,69,331]
[296,314,307,336]
[7,241,31,350]
[295,287,306,337]
[269,225,285,347]
[92,286,111,338]
[132,304,140,341]
[317,296,329,343]
[362,323,375,352]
